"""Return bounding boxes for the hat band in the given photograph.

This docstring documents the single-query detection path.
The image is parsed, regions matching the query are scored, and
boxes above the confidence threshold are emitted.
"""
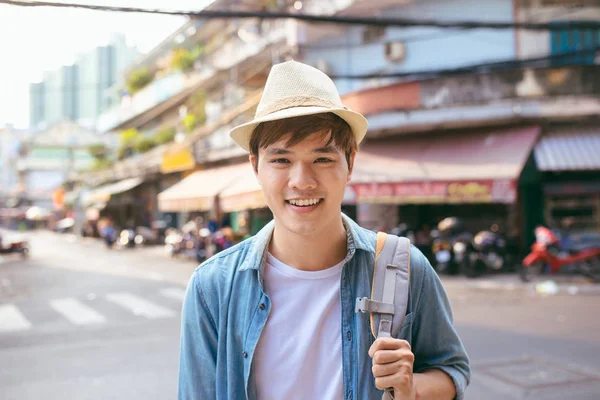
[255,96,341,118]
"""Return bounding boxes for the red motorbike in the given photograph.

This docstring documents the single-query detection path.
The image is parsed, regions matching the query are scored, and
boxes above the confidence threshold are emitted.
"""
[0,235,30,259]
[520,226,600,283]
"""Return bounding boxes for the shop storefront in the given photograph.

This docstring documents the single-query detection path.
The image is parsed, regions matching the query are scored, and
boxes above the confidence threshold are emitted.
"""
[348,126,541,248]
[534,126,600,234]
[81,177,145,232]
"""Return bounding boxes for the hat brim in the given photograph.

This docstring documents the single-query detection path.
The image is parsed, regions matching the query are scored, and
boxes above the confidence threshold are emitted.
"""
[229,106,368,152]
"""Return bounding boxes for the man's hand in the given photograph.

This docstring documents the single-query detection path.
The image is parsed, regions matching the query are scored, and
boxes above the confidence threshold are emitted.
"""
[368,337,416,400]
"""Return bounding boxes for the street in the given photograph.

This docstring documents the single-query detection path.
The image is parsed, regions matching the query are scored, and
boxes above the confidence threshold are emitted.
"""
[1,231,600,399]
[0,231,195,400]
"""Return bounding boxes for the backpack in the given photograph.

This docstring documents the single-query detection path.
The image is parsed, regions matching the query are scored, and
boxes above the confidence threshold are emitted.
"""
[355,232,411,400]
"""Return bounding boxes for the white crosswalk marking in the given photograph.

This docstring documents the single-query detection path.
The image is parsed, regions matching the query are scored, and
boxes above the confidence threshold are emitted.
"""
[50,298,107,325]
[159,287,186,302]
[106,292,176,319]
[0,304,32,332]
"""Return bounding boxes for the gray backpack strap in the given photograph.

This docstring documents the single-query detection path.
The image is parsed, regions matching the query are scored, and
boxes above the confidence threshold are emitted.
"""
[355,232,411,400]
[356,232,411,338]
[374,234,410,338]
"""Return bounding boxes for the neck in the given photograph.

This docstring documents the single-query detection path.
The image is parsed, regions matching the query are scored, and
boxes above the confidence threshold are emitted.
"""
[269,215,348,272]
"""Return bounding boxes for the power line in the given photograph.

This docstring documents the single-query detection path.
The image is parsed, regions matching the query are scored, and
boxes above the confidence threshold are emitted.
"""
[329,46,600,80]
[3,0,600,31]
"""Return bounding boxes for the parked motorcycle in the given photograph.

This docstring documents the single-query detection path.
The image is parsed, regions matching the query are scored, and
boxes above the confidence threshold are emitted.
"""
[164,227,210,263]
[133,226,159,246]
[464,230,512,278]
[431,217,472,275]
[165,228,184,257]
[0,235,29,258]
[119,229,137,248]
[520,226,600,283]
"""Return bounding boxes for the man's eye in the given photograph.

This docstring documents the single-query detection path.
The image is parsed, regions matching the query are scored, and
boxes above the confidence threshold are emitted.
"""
[270,158,290,164]
[315,158,334,163]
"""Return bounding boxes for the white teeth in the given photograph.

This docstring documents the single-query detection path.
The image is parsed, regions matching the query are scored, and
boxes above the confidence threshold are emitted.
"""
[289,198,321,206]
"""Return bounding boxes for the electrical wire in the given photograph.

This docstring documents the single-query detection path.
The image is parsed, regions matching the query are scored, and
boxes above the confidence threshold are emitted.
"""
[2,0,600,31]
[328,46,600,80]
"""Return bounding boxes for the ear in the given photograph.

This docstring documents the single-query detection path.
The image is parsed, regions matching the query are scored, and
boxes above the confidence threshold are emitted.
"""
[346,151,357,183]
[249,154,260,182]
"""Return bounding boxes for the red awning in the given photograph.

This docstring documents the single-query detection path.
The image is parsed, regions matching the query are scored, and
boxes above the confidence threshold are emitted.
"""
[349,126,540,204]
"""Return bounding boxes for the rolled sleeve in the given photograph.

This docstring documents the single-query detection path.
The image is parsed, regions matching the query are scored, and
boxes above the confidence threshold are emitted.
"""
[410,248,471,400]
[178,270,218,400]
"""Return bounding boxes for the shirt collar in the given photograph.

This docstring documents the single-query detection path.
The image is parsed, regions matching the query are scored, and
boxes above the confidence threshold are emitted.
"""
[239,213,371,272]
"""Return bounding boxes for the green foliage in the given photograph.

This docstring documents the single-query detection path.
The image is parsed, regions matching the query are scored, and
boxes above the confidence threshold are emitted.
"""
[171,48,195,72]
[91,158,114,171]
[182,114,197,133]
[190,44,205,60]
[133,137,157,154]
[117,146,133,161]
[171,45,205,72]
[126,68,153,94]
[87,144,108,159]
[119,128,140,145]
[181,90,207,133]
[152,125,176,145]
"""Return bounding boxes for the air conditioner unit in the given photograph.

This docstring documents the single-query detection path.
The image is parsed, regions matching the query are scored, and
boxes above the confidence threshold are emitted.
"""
[314,59,330,74]
[385,41,406,63]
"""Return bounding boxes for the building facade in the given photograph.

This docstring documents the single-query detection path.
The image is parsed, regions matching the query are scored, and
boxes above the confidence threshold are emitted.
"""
[76,0,600,250]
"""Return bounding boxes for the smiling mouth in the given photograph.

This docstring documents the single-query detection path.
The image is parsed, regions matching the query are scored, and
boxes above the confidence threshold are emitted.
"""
[285,198,324,207]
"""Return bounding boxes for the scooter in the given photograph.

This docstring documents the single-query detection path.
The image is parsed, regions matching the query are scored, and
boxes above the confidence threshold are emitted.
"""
[464,230,513,278]
[119,229,137,249]
[0,238,30,259]
[431,217,472,275]
[520,226,600,283]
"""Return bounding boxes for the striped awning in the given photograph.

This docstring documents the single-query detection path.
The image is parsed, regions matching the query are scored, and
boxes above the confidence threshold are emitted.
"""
[535,130,600,171]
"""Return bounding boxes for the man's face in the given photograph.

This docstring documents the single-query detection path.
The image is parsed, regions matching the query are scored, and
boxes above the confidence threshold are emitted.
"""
[251,131,355,237]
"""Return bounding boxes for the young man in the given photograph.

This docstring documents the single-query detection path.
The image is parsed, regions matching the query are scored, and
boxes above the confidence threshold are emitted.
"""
[178,61,470,400]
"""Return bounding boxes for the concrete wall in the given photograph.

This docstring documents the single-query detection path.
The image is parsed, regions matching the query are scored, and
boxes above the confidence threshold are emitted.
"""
[301,0,516,95]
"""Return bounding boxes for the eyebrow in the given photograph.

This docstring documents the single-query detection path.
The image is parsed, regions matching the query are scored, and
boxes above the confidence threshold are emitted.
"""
[265,146,338,155]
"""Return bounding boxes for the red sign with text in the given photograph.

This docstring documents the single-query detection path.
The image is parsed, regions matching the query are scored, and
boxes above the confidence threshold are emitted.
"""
[348,180,516,204]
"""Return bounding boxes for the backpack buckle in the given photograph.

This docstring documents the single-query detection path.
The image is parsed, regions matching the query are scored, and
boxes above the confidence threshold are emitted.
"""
[355,297,395,315]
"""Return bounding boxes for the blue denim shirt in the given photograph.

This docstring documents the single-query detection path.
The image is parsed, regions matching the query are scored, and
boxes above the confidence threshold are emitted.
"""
[178,214,470,400]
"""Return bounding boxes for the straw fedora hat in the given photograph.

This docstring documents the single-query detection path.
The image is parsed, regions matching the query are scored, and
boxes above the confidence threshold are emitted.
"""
[229,60,368,152]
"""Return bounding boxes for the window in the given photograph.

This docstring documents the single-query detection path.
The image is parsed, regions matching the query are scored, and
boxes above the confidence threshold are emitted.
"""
[550,21,600,65]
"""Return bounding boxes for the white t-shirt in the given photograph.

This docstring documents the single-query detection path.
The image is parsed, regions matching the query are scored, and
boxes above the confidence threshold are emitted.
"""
[253,252,344,400]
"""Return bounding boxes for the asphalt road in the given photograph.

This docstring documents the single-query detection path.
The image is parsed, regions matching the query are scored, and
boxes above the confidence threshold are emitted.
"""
[1,230,599,399]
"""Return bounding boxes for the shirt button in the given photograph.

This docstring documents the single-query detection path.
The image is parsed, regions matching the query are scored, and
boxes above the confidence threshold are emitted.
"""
[346,331,351,341]
[242,351,248,358]
[259,303,266,310]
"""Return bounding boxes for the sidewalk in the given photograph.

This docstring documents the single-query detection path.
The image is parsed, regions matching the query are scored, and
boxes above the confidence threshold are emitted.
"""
[441,273,600,296]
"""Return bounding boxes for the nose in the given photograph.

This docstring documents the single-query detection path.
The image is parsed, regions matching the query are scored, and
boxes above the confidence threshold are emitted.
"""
[288,162,317,191]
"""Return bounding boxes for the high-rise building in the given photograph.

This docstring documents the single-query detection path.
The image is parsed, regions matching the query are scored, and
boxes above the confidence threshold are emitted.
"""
[29,34,138,129]
[29,82,45,128]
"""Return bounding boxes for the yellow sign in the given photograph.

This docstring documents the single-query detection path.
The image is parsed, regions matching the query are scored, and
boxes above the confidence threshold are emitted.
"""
[160,149,195,174]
